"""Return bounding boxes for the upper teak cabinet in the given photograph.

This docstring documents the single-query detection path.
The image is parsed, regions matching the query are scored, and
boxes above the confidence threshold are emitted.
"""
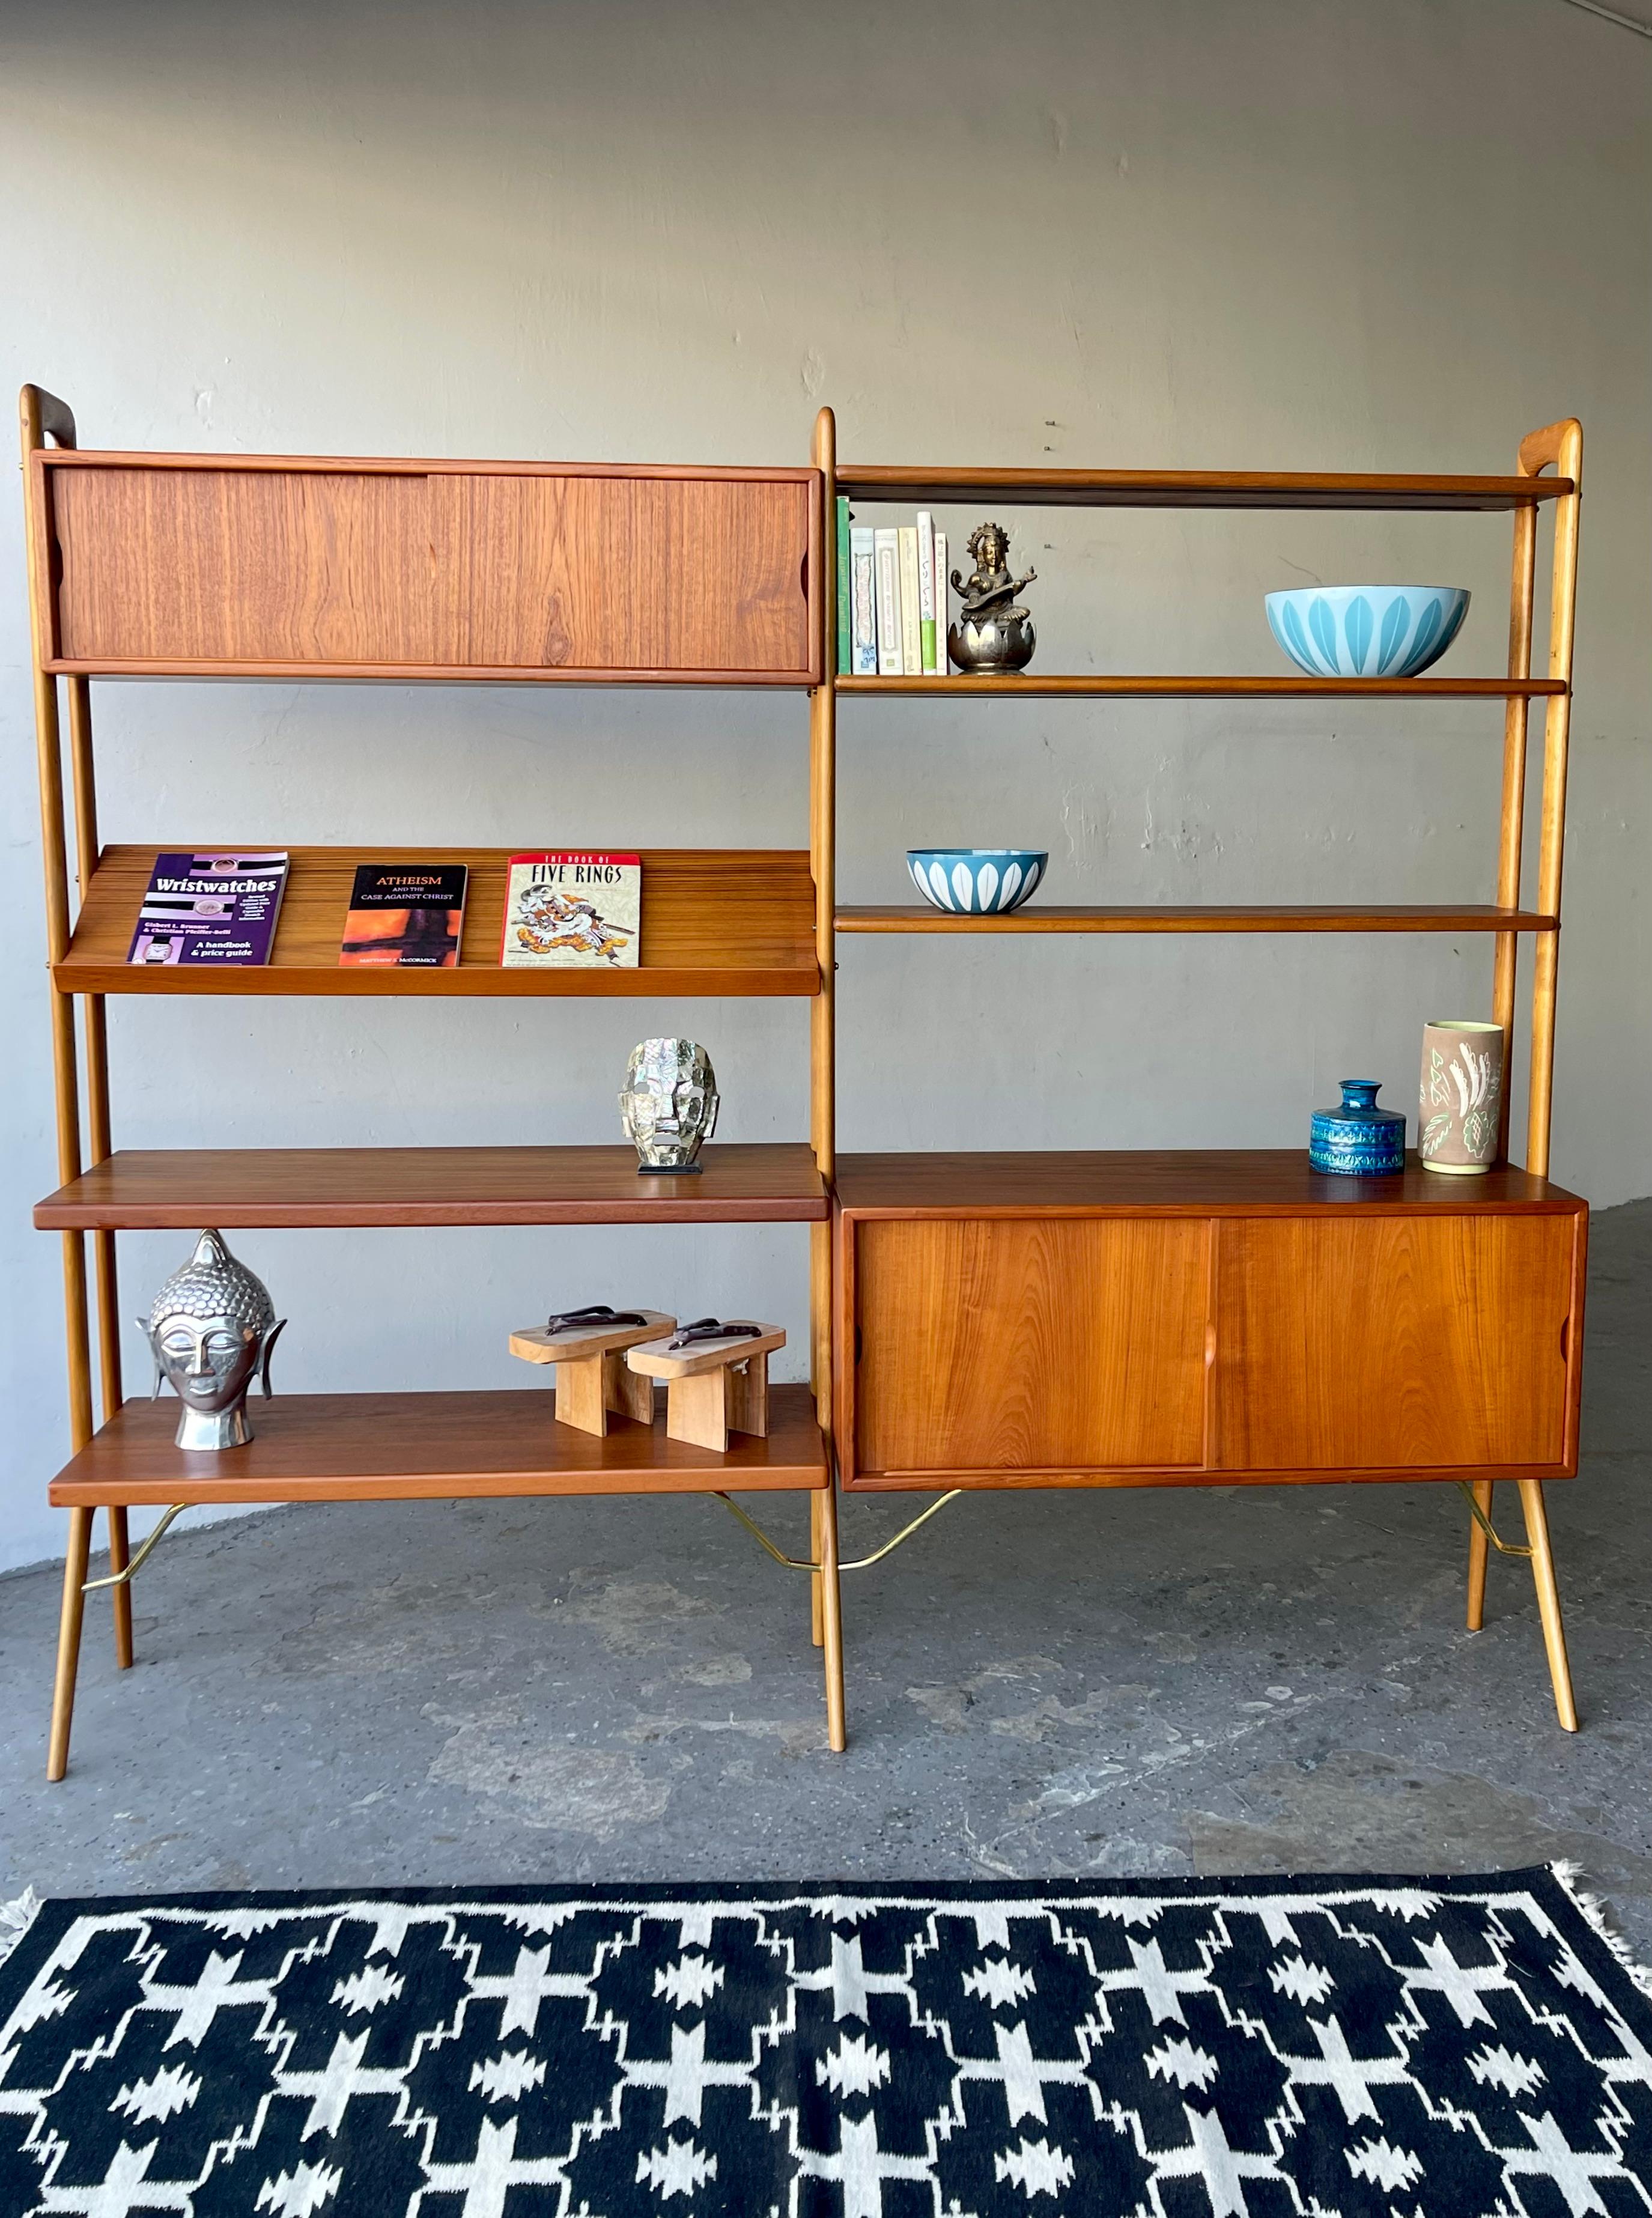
[32,455,821,684]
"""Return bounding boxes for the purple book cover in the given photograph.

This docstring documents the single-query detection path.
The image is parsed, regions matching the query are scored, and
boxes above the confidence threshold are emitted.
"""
[127,851,290,967]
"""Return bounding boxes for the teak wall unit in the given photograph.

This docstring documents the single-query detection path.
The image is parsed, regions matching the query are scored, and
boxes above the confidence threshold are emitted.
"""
[22,389,1586,1779]
[20,389,841,1782]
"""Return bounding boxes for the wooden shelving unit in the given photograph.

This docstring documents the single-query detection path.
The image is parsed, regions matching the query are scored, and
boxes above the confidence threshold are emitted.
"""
[20,392,843,1779]
[822,407,1587,1733]
[21,385,1588,1772]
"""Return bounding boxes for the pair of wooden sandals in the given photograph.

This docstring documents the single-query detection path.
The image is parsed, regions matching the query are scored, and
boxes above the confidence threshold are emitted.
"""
[508,1305,785,1451]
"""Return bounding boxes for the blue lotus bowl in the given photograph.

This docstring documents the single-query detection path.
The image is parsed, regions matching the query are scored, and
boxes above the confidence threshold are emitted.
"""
[907,849,1047,915]
[1265,585,1469,678]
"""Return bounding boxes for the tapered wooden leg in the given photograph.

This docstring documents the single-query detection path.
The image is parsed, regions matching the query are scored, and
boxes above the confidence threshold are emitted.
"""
[810,1493,824,1648]
[107,1506,133,1669]
[47,1508,94,1781]
[665,1372,729,1453]
[726,1353,770,1439]
[818,1484,845,1752]
[607,1355,655,1426]
[1518,1478,1578,1732]
[1466,1480,1493,1632]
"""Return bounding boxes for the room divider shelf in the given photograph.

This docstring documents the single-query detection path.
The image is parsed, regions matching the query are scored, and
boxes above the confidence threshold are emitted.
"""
[34,1143,829,1229]
[836,904,1559,936]
[835,675,1564,699]
[56,845,819,997]
[47,1385,829,1507]
[834,465,1575,510]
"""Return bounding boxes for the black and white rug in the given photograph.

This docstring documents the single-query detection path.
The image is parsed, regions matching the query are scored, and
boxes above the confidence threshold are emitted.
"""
[2,1868,1650,2215]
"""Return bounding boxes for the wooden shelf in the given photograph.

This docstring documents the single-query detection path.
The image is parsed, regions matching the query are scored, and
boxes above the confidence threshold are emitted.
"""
[836,675,1564,699]
[55,847,819,997]
[835,904,1558,936]
[48,1385,828,1506]
[833,1150,1584,1217]
[34,1144,827,1230]
[836,465,1573,511]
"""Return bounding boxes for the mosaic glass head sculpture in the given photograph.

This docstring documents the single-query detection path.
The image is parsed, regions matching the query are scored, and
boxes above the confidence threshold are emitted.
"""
[139,1229,285,1450]
[619,1039,720,1173]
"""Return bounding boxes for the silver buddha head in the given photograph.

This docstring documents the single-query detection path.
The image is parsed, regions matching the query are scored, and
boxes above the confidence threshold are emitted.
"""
[619,1038,720,1173]
[140,1229,285,1450]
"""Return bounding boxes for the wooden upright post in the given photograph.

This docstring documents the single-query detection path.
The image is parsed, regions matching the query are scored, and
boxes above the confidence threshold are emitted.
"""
[20,384,106,1772]
[810,405,845,1748]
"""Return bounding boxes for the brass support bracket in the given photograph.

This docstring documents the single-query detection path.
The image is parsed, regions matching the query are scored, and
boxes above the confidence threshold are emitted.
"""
[1457,1481,1534,1560]
[712,1489,962,1573]
[83,1504,188,1591]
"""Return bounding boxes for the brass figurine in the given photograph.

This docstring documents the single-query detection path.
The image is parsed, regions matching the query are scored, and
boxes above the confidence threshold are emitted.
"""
[949,521,1037,675]
[141,1229,285,1450]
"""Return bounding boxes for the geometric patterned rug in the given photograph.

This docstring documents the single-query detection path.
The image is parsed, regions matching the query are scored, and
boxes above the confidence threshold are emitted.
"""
[3,1867,1650,2216]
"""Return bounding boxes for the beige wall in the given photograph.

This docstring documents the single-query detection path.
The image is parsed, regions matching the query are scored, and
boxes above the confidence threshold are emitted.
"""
[2,0,1648,1568]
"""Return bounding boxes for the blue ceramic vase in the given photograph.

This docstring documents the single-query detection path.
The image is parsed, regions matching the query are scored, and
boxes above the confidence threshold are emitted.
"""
[1310,1080,1406,1177]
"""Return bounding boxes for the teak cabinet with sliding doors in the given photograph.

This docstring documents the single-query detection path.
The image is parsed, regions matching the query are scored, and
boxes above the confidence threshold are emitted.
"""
[22,388,1586,1775]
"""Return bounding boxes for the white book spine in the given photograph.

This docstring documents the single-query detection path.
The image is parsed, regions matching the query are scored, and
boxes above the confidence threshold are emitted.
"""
[874,529,902,676]
[897,526,922,676]
[916,510,937,673]
[934,530,948,673]
[849,527,878,675]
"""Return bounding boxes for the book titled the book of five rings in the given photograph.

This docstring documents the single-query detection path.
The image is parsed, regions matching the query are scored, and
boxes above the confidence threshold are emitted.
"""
[499,852,642,968]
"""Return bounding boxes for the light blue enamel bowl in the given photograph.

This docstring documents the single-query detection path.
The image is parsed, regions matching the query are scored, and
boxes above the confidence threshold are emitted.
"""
[1265,585,1470,678]
[907,849,1047,915]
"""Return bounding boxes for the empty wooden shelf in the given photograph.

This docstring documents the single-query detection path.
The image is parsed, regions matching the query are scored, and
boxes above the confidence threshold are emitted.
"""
[835,464,1575,510]
[56,846,819,997]
[34,1143,830,1230]
[48,1385,828,1507]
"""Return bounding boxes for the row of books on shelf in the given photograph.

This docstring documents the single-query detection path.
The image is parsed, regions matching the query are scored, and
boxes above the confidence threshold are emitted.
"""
[127,852,643,970]
[834,497,951,677]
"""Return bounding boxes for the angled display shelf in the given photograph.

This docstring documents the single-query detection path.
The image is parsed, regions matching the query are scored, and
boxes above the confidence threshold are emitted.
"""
[59,846,819,998]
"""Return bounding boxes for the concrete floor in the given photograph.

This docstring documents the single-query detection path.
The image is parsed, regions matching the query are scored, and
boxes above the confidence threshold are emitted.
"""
[3,1200,1650,1962]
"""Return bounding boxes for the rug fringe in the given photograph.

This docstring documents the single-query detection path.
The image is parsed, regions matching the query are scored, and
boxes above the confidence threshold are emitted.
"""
[1550,1861,1652,1998]
[0,1887,44,1969]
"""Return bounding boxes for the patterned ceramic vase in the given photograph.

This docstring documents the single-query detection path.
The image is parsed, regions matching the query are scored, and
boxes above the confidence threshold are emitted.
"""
[1419,1019,1504,1174]
[1309,1080,1406,1177]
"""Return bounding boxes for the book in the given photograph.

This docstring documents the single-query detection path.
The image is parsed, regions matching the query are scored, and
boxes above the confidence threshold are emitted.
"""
[835,496,852,675]
[934,530,949,674]
[849,526,878,675]
[916,511,937,673]
[127,850,289,967]
[339,863,468,968]
[500,852,641,968]
[874,528,902,676]
[897,527,923,676]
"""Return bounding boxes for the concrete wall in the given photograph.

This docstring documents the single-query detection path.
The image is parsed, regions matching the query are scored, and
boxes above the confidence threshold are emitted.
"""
[3,0,1648,1572]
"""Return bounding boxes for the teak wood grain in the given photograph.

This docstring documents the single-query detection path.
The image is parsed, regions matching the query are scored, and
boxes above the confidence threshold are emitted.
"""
[834,905,1560,937]
[834,1152,1586,1493]
[835,675,1564,699]
[832,1151,1582,1217]
[835,465,1574,511]
[851,1217,1209,1479]
[38,454,818,682]
[1212,1215,1581,1473]
[47,1385,828,1506]
[58,847,819,997]
[34,1144,830,1229]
